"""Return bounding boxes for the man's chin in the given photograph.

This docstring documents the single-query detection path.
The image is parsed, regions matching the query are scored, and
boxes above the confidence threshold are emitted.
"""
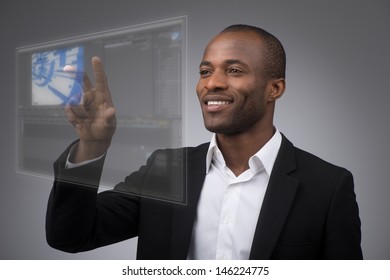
[204,123,241,136]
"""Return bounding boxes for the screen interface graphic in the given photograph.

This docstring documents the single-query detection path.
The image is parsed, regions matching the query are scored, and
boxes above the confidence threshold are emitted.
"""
[31,46,84,106]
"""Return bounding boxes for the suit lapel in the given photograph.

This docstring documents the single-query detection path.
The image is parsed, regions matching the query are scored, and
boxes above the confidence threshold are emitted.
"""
[170,143,208,259]
[249,135,299,259]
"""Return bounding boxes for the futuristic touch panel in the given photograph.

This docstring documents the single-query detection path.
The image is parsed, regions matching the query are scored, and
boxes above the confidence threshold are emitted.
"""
[17,17,186,204]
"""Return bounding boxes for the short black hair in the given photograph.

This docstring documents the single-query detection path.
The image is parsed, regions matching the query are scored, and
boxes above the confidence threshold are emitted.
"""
[221,24,286,79]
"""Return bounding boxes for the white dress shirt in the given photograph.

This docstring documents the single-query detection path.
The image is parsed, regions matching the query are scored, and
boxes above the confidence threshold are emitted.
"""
[187,129,282,260]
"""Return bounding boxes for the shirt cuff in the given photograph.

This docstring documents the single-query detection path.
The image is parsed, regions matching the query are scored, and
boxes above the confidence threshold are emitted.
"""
[65,143,106,169]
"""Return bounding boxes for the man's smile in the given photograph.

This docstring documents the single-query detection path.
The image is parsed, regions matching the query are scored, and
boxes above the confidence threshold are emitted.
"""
[207,100,232,106]
[202,97,234,112]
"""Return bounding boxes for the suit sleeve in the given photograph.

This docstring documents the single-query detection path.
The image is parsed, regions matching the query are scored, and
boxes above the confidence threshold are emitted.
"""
[323,170,363,259]
[45,142,140,253]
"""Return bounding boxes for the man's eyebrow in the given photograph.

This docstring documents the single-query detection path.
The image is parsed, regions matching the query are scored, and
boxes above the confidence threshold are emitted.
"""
[225,59,245,65]
[199,61,212,67]
[199,59,247,67]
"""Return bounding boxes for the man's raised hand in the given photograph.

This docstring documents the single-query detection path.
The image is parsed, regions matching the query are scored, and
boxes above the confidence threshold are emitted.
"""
[64,57,117,163]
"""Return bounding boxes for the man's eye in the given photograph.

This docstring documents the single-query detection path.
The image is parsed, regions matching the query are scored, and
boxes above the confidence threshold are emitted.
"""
[199,69,211,75]
[228,68,242,74]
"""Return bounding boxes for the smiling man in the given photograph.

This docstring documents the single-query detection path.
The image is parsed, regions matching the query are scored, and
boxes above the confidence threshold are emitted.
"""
[197,27,285,176]
[46,25,363,260]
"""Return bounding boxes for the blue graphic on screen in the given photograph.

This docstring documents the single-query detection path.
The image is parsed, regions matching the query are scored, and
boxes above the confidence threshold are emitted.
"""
[32,46,84,105]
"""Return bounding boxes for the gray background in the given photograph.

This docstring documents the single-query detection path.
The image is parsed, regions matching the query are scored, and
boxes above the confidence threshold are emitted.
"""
[1,0,389,259]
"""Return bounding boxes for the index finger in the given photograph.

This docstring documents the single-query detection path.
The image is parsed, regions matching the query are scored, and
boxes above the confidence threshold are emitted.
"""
[92,56,108,92]
[91,56,114,106]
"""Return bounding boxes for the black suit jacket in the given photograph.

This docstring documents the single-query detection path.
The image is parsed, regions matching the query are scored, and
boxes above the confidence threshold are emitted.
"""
[46,134,363,259]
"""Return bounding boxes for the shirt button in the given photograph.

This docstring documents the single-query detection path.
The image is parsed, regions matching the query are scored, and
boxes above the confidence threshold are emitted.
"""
[224,216,231,224]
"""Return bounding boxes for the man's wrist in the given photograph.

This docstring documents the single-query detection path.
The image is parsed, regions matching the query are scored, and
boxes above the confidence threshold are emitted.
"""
[69,140,110,164]
[66,143,105,169]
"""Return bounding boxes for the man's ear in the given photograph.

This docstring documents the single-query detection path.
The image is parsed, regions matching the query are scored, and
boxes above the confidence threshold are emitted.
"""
[267,78,285,102]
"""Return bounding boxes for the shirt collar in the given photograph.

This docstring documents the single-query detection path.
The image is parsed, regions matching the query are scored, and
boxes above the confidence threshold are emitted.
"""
[205,128,282,176]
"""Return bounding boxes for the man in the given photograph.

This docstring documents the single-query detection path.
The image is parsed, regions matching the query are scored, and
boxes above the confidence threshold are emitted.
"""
[46,25,363,259]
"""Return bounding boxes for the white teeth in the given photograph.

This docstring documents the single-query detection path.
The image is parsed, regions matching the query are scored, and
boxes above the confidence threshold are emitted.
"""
[207,101,230,106]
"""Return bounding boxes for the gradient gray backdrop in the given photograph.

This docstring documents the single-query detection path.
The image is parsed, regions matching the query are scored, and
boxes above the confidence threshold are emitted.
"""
[1,0,389,259]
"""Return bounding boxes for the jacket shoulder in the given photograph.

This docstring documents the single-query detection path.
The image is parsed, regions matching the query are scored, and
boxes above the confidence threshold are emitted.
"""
[148,142,209,161]
[293,146,351,177]
[279,134,352,183]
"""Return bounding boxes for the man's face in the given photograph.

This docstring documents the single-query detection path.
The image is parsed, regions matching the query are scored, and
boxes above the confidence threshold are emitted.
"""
[196,31,270,135]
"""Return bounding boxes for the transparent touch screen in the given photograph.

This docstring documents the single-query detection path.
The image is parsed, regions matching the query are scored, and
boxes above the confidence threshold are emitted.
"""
[17,17,187,204]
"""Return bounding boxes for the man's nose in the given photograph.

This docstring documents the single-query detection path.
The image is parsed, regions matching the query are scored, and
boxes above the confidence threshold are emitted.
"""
[205,72,228,91]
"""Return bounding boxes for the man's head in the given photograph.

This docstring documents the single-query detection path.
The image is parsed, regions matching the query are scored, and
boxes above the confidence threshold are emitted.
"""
[220,24,286,80]
[196,24,286,136]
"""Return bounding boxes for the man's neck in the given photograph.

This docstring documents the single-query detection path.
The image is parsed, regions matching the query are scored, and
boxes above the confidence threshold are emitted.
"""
[216,125,275,176]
